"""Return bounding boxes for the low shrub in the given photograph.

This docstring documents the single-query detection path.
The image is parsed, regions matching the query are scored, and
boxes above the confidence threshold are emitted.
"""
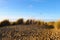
[12,22,17,25]
[25,20,31,25]
[16,18,24,25]
[48,25,54,29]
[0,20,11,27]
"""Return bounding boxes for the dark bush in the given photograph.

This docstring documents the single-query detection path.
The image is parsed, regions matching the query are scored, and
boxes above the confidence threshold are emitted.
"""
[25,19,33,25]
[25,20,30,25]
[48,25,54,29]
[0,20,11,27]
[25,19,41,25]
[29,20,33,24]
[12,22,17,25]
[45,25,54,29]
[16,18,24,25]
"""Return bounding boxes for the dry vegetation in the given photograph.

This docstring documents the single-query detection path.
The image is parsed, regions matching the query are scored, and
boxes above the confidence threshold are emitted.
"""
[0,18,60,40]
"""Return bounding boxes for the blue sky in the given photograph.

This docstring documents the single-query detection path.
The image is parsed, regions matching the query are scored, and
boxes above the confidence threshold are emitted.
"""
[0,0,60,21]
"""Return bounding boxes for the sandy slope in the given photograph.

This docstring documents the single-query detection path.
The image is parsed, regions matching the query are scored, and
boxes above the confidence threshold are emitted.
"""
[0,25,60,40]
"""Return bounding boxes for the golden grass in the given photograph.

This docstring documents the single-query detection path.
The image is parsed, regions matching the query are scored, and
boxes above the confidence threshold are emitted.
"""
[0,25,60,40]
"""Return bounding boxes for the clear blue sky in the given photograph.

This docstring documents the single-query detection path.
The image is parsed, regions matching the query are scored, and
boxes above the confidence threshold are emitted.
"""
[0,0,60,21]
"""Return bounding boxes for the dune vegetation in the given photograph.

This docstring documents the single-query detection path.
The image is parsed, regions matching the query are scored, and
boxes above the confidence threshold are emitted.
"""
[0,18,60,40]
